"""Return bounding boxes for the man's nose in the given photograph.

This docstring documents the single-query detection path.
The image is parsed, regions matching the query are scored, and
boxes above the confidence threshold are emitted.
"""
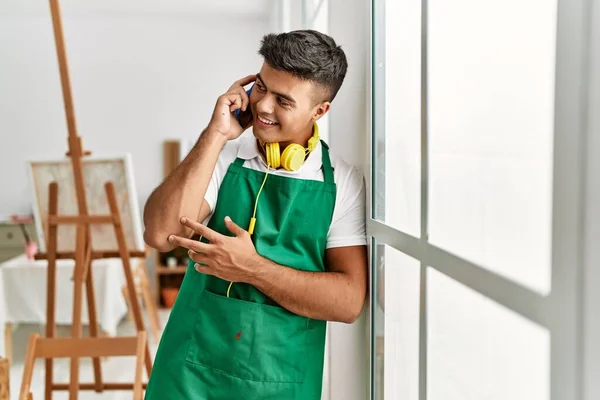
[255,95,275,114]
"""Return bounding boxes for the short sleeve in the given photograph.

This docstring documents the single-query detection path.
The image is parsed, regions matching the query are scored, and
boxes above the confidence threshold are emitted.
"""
[202,138,240,221]
[326,164,367,249]
[204,169,219,215]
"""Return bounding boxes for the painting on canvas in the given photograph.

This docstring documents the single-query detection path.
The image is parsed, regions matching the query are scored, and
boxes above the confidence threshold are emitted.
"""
[27,154,144,253]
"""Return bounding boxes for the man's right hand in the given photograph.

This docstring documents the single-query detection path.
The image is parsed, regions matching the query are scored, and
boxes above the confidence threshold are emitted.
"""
[208,74,256,141]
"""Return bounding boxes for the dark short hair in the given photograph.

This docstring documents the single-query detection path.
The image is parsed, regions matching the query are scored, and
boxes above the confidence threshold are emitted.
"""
[258,30,348,103]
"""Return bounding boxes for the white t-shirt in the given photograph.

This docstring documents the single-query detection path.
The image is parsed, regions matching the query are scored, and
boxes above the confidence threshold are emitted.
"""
[204,132,367,249]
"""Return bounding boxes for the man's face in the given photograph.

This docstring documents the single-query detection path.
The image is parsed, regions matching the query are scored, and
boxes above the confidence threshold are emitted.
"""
[249,63,329,145]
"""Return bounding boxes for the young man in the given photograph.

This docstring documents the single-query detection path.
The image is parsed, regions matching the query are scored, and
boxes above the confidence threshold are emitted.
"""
[143,30,368,399]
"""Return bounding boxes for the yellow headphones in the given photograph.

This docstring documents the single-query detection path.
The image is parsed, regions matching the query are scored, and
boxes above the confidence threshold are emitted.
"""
[261,122,320,171]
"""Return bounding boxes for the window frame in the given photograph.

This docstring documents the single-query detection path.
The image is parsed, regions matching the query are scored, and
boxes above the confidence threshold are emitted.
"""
[366,0,593,399]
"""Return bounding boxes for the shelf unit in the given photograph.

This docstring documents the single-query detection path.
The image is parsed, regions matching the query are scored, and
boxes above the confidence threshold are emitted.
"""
[154,247,189,308]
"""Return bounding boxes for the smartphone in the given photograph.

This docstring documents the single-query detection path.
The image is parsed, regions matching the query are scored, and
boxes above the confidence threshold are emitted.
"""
[236,84,254,129]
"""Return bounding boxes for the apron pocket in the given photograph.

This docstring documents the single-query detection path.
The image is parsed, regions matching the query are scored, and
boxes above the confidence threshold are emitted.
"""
[185,289,308,384]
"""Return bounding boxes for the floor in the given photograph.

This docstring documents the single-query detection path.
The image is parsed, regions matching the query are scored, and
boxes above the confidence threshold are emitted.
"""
[8,310,171,400]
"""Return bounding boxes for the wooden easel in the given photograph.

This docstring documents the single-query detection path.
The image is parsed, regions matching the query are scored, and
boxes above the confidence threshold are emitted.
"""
[122,246,162,344]
[19,0,153,399]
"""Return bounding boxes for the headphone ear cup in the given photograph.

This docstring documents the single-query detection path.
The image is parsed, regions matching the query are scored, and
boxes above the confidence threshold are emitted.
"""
[280,144,306,171]
[265,142,280,168]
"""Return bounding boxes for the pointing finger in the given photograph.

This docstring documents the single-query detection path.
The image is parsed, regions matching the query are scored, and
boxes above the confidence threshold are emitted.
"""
[167,234,210,253]
[179,217,221,242]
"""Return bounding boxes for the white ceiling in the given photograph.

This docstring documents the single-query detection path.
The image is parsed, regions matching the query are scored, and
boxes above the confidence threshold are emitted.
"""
[2,0,272,18]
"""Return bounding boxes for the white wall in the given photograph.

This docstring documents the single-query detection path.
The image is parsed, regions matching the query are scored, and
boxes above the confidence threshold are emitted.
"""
[328,0,370,399]
[0,2,269,218]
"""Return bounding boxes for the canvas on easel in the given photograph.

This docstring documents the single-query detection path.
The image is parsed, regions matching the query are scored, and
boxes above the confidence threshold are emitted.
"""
[28,153,145,254]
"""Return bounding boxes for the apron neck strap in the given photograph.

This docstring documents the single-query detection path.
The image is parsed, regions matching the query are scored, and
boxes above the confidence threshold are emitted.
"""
[320,140,334,184]
[233,157,245,166]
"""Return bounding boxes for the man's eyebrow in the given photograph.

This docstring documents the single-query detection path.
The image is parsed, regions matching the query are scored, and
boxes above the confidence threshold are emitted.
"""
[256,73,297,104]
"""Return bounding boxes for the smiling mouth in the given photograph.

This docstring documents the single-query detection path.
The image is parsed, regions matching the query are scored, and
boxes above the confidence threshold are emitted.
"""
[257,115,279,126]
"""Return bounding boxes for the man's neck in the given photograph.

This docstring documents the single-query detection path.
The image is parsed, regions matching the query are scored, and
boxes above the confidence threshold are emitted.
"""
[280,125,314,150]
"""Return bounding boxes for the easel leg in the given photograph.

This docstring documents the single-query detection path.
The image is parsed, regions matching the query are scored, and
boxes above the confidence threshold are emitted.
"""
[83,239,103,392]
[45,182,59,400]
[68,224,87,400]
[122,286,135,323]
[133,332,147,400]
[137,259,161,343]
[20,334,39,400]
[0,355,10,400]
[142,281,161,343]
[105,183,153,377]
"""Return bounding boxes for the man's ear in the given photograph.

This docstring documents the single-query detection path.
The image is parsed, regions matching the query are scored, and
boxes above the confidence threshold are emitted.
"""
[312,101,331,122]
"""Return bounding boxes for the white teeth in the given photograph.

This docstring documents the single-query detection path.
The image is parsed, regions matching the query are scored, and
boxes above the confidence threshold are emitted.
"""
[258,116,277,125]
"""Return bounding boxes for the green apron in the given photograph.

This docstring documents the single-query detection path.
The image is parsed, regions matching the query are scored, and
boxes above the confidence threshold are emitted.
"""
[145,141,336,400]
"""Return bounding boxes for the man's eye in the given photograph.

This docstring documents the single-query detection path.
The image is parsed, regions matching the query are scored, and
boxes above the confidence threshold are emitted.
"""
[256,84,266,92]
[277,98,289,107]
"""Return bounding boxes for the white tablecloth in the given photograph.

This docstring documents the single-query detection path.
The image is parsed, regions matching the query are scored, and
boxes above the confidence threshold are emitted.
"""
[0,254,129,352]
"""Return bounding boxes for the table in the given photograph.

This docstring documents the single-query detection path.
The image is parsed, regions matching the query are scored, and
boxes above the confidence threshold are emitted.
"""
[0,254,129,361]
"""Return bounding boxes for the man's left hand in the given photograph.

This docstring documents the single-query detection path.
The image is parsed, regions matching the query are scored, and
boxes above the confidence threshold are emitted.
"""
[168,216,259,283]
